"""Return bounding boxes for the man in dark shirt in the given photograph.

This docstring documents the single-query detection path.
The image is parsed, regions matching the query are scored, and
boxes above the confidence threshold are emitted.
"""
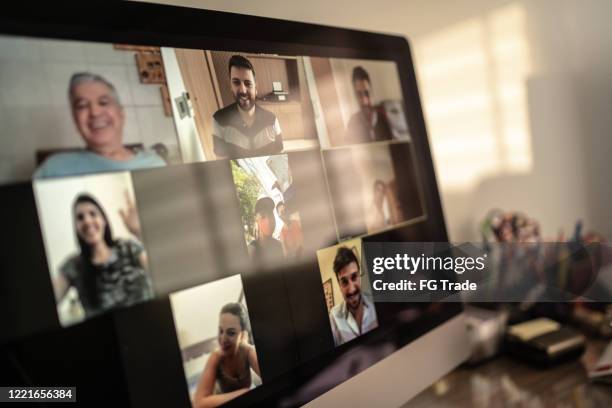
[212,55,284,159]
[248,197,284,262]
[344,66,393,145]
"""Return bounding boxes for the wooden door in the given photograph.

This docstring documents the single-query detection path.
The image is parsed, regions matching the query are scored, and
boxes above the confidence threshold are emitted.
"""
[174,49,221,159]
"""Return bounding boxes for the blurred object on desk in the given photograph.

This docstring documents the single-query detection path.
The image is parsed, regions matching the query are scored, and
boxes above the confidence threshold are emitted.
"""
[478,209,612,322]
[465,305,508,364]
[572,303,612,338]
[589,340,612,384]
[481,209,541,244]
[506,318,586,366]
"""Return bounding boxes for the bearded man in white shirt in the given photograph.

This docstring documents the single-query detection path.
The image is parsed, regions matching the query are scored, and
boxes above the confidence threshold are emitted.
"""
[329,246,379,346]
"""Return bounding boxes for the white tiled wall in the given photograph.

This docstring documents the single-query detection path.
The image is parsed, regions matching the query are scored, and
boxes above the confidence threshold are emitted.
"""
[0,35,181,183]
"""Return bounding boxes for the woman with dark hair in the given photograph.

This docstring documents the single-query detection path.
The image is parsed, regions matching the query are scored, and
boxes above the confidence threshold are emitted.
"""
[54,193,153,319]
[193,302,261,408]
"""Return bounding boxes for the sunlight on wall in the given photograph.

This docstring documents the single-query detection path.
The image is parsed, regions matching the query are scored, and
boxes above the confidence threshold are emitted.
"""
[415,3,532,191]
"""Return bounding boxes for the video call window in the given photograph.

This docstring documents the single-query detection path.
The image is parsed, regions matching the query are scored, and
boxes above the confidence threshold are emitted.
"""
[306,57,411,148]
[163,49,320,162]
[231,154,304,266]
[0,36,182,184]
[170,274,262,407]
[323,141,426,240]
[34,172,153,327]
[317,238,378,347]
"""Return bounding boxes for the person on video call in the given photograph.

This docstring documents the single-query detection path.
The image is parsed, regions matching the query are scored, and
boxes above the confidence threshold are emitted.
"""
[366,180,393,232]
[212,55,283,159]
[34,72,166,178]
[193,302,261,408]
[53,193,154,319]
[344,66,393,145]
[329,246,378,346]
[276,201,303,259]
[248,197,284,262]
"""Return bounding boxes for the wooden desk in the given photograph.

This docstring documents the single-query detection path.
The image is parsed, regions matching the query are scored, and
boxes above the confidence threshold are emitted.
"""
[404,337,612,407]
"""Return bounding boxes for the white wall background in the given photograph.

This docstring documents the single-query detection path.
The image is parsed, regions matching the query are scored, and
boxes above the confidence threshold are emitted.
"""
[0,36,180,183]
[34,171,137,279]
[143,0,612,242]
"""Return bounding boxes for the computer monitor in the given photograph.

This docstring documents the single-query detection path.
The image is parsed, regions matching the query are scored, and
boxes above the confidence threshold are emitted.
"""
[0,2,468,406]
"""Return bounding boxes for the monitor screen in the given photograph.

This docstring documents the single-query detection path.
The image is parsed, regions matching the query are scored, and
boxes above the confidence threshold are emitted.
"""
[0,3,462,407]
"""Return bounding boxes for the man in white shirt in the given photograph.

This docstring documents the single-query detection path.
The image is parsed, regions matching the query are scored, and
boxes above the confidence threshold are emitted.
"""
[329,246,379,346]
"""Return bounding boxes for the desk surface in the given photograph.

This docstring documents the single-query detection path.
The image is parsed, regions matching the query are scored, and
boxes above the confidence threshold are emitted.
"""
[404,337,612,407]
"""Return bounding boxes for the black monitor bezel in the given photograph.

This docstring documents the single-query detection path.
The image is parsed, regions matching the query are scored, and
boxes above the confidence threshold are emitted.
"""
[0,1,458,406]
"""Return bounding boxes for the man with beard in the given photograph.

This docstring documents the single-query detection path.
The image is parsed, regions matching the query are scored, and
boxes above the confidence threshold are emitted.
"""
[212,55,284,159]
[344,66,393,145]
[329,246,378,346]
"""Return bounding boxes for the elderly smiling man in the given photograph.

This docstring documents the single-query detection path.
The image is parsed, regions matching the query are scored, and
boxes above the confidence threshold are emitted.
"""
[34,72,166,178]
